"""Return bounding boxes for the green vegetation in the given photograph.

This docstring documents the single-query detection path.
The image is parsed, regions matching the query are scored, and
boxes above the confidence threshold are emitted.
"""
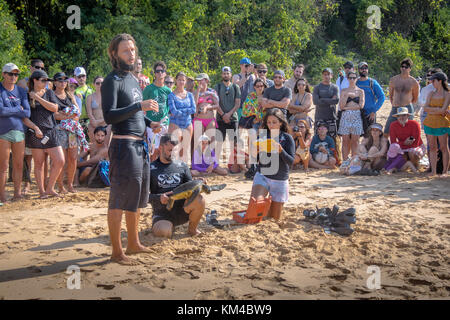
[1,0,448,86]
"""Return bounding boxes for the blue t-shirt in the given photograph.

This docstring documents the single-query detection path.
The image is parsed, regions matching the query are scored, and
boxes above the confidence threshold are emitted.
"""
[310,134,335,156]
[168,91,196,129]
[0,83,31,134]
[356,78,385,115]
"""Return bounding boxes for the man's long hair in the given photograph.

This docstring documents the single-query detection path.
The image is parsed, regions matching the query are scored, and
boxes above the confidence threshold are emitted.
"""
[108,33,139,71]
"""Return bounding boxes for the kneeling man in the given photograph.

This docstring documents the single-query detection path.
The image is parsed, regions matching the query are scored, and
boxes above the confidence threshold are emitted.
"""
[149,134,205,238]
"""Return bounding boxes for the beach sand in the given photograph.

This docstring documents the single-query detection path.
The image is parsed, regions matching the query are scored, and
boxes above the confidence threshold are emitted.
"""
[0,100,449,300]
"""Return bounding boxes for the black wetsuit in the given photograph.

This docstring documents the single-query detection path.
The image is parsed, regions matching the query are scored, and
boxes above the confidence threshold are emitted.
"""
[102,70,151,212]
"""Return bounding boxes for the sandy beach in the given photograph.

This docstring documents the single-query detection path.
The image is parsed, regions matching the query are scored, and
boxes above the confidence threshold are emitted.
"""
[0,101,449,300]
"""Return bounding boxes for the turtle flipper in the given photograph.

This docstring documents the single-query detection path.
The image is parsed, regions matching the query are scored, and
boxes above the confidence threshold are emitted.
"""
[184,188,200,208]
[166,197,175,211]
[208,184,226,192]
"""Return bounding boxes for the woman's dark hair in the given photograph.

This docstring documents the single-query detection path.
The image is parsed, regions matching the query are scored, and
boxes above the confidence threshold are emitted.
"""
[253,78,267,91]
[260,108,291,134]
[93,76,103,84]
[175,71,187,80]
[347,71,357,78]
[108,33,139,71]
[293,77,311,94]
[367,127,383,149]
[400,58,413,68]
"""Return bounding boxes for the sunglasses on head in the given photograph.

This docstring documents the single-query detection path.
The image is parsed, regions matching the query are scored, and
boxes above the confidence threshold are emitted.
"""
[155,69,165,74]
[258,70,267,74]
[5,72,19,77]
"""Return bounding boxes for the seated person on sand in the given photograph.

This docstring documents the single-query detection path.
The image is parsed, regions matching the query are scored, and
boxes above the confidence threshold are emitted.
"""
[291,119,312,171]
[228,137,249,174]
[358,123,388,171]
[383,143,418,174]
[149,134,205,238]
[77,126,109,185]
[191,135,227,177]
[309,121,337,169]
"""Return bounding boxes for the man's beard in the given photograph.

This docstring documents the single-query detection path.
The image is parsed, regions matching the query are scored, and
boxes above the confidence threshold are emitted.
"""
[359,72,367,77]
[222,76,231,82]
[117,56,135,72]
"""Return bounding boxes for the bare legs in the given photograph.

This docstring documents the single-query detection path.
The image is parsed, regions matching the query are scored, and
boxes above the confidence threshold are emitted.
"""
[0,139,25,202]
[250,184,284,221]
[57,147,78,193]
[428,133,449,176]
[32,147,65,198]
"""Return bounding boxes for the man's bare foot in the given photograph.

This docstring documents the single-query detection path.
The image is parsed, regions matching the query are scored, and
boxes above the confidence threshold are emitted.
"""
[59,186,68,194]
[22,184,30,195]
[110,254,140,266]
[67,186,77,193]
[125,245,152,255]
[188,228,202,236]
[45,191,61,198]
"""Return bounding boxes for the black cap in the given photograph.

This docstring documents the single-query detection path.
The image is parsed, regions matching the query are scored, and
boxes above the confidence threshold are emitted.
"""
[343,61,354,68]
[53,72,68,81]
[30,70,50,80]
[322,68,333,74]
[316,121,328,129]
[429,72,447,82]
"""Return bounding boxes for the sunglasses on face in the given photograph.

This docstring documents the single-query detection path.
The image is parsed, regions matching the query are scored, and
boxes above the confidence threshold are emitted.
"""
[95,82,103,86]
[348,77,357,80]
[245,64,250,68]
[155,69,165,74]
[5,72,19,77]
[297,83,306,86]
[165,81,174,85]
[33,66,44,70]
[258,70,267,74]
[77,75,86,78]
[273,76,282,79]
[56,78,68,82]
[254,85,265,88]
[298,126,306,129]
[38,78,49,83]
[401,65,410,69]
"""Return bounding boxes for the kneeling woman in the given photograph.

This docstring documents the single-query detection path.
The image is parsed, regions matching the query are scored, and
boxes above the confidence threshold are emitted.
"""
[249,109,295,220]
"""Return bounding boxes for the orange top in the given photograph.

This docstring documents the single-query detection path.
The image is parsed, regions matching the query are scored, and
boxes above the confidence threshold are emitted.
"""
[423,96,450,129]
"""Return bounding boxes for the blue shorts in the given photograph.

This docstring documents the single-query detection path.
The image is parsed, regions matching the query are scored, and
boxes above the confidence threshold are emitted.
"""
[253,172,289,203]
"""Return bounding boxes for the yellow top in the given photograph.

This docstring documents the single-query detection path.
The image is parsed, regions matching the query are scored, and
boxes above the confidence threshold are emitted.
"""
[423,97,450,129]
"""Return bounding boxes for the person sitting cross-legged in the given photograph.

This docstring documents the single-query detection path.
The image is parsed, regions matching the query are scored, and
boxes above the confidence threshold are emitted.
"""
[309,121,337,169]
[149,134,206,238]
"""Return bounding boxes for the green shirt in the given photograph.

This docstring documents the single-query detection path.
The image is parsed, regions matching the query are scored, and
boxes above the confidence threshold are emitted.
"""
[74,85,94,120]
[214,82,241,122]
[142,83,171,124]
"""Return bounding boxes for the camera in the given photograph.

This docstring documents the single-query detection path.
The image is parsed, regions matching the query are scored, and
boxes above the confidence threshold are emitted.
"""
[293,126,299,132]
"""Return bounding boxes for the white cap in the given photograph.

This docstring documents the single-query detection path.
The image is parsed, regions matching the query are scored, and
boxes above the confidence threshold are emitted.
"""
[199,135,211,142]
[2,63,20,73]
[74,66,86,76]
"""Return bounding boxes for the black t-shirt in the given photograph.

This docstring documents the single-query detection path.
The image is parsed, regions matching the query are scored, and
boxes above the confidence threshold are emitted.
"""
[54,93,73,124]
[101,70,150,138]
[149,159,192,213]
[29,89,58,130]
[257,131,295,180]
[263,85,292,117]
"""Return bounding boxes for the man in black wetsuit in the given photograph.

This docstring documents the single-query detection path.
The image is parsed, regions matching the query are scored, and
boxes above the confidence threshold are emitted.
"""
[102,33,159,265]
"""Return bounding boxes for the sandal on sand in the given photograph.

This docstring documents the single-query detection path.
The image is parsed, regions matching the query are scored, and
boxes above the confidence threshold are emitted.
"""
[206,210,224,229]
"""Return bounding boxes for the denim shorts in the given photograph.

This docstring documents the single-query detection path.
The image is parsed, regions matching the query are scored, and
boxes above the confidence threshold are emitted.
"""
[253,172,289,203]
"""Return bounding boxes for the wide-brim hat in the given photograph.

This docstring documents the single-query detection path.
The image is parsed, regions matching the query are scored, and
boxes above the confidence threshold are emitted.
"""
[393,107,413,117]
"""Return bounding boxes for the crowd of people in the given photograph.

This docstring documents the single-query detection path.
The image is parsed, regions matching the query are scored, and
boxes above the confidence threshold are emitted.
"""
[1,33,449,264]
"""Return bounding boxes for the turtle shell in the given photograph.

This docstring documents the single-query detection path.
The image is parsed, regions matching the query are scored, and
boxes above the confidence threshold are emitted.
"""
[171,180,203,196]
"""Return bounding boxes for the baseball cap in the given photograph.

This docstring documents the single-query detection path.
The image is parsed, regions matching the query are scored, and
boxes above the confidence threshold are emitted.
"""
[199,135,211,142]
[322,68,333,74]
[53,72,68,81]
[30,70,50,81]
[240,57,251,65]
[429,72,448,82]
[195,73,210,81]
[74,66,86,77]
[358,62,369,69]
[274,70,285,77]
[343,61,354,68]
[2,63,20,73]
[222,66,232,73]
[316,121,328,129]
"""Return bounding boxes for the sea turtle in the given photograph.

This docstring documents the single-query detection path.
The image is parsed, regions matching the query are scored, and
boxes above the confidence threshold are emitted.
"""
[166,180,226,210]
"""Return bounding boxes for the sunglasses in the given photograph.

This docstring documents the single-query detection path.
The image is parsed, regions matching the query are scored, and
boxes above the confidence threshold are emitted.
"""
[401,65,410,69]
[254,85,265,88]
[258,70,267,74]
[56,78,68,82]
[273,76,282,79]
[38,78,49,83]
[348,77,357,80]
[5,72,19,77]
[165,81,174,85]
[245,64,250,68]
[155,69,165,74]
[76,75,86,78]
[297,83,306,86]
[298,126,306,129]
[225,87,230,95]
[95,81,103,85]
[33,66,45,70]
[360,67,368,70]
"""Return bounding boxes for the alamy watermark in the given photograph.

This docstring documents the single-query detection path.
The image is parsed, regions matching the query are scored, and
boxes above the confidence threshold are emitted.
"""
[366,5,381,30]
[67,265,81,290]
[366,265,381,290]
[67,5,81,30]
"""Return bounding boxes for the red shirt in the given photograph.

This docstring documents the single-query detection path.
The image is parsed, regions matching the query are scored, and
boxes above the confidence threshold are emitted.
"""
[138,75,150,91]
[389,120,423,149]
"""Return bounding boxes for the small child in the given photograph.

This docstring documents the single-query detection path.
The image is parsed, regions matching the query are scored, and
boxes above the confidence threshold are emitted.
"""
[384,143,418,174]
